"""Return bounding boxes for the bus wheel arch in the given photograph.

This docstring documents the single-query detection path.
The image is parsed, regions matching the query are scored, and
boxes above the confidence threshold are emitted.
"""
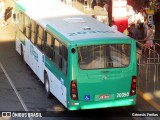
[44,72,51,98]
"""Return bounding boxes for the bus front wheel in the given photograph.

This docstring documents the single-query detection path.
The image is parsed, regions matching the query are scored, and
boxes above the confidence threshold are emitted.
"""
[44,74,51,98]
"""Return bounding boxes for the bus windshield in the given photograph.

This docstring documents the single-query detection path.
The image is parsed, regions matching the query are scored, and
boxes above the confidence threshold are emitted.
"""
[78,44,131,69]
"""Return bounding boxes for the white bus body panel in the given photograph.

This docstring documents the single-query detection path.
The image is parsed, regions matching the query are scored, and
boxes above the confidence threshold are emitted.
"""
[18,36,67,107]
[26,40,45,82]
[45,68,67,107]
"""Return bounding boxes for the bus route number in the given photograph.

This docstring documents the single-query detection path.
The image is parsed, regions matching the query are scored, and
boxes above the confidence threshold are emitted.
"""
[116,92,129,98]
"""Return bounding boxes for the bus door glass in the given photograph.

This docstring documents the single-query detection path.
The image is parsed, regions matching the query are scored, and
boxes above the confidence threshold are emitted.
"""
[35,25,45,80]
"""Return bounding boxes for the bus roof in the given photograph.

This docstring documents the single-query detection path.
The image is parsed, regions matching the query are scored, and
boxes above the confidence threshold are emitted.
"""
[15,0,131,43]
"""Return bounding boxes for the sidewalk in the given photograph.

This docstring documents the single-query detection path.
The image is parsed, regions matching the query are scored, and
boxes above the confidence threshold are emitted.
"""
[73,0,160,40]
[0,0,16,41]
[72,0,94,16]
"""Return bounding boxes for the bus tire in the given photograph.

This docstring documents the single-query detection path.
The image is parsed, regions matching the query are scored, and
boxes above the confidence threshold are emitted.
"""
[44,74,51,98]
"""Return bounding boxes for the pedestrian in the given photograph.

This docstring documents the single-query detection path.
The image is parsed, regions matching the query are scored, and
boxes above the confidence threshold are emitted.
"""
[93,2,103,23]
[103,0,109,12]
[96,0,101,5]
[123,27,133,38]
[130,23,143,49]
[130,23,143,40]
[137,8,146,30]
[143,17,148,38]
[102,0,109,25]
[0,0,7,26]
[143,24,154,51]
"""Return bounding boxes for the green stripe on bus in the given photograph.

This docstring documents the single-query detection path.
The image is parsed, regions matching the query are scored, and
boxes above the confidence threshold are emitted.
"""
[16,3,26,12]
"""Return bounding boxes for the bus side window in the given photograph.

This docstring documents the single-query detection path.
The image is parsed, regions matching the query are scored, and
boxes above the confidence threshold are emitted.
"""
[54,39,60,67]
[45,32,53,59]
[53,38,68,75]
[59,43,63,69]
[24,15,31,39]
[62,46,68,75]
[31,20,36,44]
[12,11,19,24]
[37,25,44,50]
[19,12,25,33]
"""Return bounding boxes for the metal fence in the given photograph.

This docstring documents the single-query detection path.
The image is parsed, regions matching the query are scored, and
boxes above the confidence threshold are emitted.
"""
[137,40,160,82]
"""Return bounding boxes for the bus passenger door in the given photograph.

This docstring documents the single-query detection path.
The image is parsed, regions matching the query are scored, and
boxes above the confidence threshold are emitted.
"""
[30,44,44,82]
[34,25,45,82]
[29,44,37,74]
[36,52,45,82]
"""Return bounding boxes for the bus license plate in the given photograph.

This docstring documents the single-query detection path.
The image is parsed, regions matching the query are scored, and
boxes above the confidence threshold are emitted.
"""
[95,94,114,101]
[99,94,110,99]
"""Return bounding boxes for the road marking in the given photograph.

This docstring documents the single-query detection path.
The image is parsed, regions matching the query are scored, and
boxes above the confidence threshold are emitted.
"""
[138,89,160,111]
[0,62,33,120]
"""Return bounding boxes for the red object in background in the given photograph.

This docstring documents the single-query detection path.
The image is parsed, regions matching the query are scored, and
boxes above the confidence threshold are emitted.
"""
[112,0,128,32]
[113,17,128,33]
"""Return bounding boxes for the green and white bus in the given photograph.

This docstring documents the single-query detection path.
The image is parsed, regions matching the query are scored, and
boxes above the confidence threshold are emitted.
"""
[14,0,137,110]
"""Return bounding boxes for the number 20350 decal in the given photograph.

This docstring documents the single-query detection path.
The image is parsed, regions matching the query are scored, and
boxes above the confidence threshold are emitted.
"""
[116,92,129,98]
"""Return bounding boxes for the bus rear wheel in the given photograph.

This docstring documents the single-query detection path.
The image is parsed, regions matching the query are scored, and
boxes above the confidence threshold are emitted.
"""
[44,74,51,98]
